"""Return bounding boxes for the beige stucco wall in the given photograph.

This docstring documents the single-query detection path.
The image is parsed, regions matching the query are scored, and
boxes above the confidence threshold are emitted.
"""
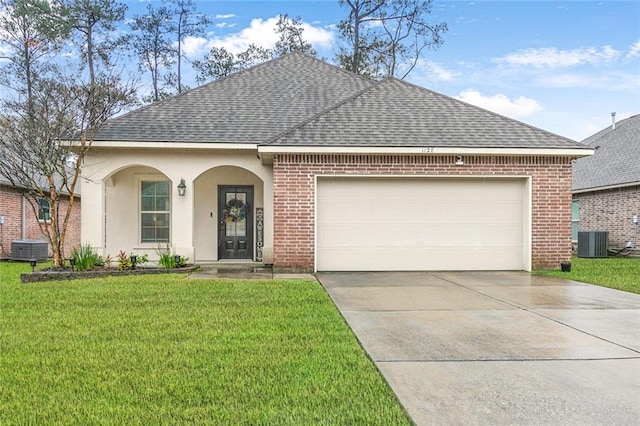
[81,147,273,263]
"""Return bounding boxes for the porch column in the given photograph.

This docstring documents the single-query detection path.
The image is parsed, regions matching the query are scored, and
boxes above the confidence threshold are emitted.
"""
[262,179,274,264]
[172,176,195,261]
[81,177,106,256]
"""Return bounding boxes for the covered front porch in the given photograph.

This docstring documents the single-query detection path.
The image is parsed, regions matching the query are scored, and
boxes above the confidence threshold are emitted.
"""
[80,148,273,264]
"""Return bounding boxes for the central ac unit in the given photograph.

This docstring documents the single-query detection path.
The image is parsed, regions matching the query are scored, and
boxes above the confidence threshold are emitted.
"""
[577,231,608,258]
[11,240,49,261]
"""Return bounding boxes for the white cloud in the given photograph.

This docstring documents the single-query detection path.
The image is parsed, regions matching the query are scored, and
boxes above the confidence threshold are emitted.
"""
[626,39,640,60]
[215,14,236,19]
[540,71,639,91]
[455,89,543,118]
[181,36,209,58]
[494,46,621,68]
[178,15,334,60]
[208,16,333,55]
[215,22,237,29]
[421,61,457,81]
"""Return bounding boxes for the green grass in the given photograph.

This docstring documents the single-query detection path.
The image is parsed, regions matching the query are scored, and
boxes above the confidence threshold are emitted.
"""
[535,256,640,294]
[0,262,411,425]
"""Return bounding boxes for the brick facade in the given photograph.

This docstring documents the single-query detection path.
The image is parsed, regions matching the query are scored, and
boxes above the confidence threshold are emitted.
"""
[574,186,640,249]
[0,185,22,258]
[0,184,81,259]
[273,154,573,272]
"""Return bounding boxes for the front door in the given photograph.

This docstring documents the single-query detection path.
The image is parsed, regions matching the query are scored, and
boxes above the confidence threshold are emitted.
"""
[218,186,253,260]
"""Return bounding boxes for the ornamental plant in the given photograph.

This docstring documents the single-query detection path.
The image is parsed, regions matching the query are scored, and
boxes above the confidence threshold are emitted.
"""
[70,243,104,271]
[117,250,132,270]
[155,245,187,269]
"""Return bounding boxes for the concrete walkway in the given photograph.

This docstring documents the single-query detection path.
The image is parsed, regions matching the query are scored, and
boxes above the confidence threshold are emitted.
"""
[317,271,640,425]
[187,264,316,281]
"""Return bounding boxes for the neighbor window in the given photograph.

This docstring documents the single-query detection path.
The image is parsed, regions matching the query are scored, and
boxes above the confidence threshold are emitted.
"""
[37,198,51,222]
[140,181,170,243]
[571,200,579,241]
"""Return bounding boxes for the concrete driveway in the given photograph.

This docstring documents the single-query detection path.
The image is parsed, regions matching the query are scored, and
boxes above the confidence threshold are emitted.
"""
[317,271,640,425]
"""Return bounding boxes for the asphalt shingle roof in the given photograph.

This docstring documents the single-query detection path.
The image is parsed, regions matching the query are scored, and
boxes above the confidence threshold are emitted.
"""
[95,52,590,151]
[573,114,640,191]
[95,53,374,143]
[266,77,587,148]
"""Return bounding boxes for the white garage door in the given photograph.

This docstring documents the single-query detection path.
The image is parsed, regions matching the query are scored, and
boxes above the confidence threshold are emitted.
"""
[316,177,528,271]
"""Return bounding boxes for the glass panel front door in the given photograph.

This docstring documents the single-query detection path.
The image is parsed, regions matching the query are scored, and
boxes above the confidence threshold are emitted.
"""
[218,186,253,259]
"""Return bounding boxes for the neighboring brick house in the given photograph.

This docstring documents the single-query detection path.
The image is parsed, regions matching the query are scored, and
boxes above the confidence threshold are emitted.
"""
[81,53,592,272]
[572,114,640,251]
[0,179,81,260]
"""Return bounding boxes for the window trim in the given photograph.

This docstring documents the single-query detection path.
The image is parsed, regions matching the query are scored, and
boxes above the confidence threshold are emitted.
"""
[37,198,51,223]
[137,175,171,245]
[571,199,579,242]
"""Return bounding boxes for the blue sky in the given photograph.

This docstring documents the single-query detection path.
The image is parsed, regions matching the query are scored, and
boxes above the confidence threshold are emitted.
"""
[147,0,638,142]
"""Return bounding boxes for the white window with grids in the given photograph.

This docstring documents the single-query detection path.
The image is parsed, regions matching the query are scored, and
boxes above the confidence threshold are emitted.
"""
[140,180,170,243]
[37,198,51,222]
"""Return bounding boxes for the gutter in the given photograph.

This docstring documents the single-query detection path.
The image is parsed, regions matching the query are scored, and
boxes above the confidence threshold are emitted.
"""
[89,141,258,151]
[573,181,640,194]
[258,145,595,163]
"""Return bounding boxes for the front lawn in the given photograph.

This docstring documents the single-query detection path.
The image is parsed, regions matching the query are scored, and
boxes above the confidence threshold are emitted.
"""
[535,256,640,294]
[0,262,411,425]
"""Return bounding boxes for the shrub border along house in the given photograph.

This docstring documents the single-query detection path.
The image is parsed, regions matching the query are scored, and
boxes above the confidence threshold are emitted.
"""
[20,244,195,283]
[20,264,198,283]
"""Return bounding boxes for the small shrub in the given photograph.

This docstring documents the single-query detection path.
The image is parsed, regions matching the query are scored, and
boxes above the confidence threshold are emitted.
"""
[117,250,132,270]
[116,251,149,270]
[176,256,188,268]
[155,245,186,269]
[104,254,113,268]
[135,253,149,265]
[71,244,103,271]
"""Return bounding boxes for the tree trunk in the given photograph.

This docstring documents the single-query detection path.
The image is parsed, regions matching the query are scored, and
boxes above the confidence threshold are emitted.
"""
[352,14,360,73]
[87,24,95,84]
[177,12,183,94]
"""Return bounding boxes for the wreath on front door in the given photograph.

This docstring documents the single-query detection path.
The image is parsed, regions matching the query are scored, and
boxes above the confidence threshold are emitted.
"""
[223,198,248,223]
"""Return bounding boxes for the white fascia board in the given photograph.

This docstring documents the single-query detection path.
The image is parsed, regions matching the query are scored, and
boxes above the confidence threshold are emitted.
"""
[258,145,594,157]
[89,141,258,150]
[573,181,640,194]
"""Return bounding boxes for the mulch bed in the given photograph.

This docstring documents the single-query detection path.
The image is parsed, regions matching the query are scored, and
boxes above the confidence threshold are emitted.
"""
[21,266,199,283]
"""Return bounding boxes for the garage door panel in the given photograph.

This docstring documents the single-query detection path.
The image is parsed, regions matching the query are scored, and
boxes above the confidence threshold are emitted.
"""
[321,221,523,247]
[317,177,526,271]
[321,223,457,246]
[318,246,524,271]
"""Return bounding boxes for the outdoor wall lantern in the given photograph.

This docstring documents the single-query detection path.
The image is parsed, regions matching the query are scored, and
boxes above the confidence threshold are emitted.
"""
[455,155,464,166]
[177,178,187,196]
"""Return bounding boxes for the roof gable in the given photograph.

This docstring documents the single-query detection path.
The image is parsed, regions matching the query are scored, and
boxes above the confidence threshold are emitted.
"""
[573,114,640,191]
[94,53,374,143]
[265,78,586,149]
